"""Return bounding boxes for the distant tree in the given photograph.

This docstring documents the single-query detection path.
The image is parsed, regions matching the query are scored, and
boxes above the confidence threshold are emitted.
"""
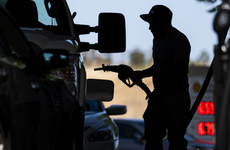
[130,48,145,68]
[196,0,224,12]
[82,50,96,66]
[83,50,112,66]
[197,50,210,63]
[189,50,210,66]
[102,54,112,64]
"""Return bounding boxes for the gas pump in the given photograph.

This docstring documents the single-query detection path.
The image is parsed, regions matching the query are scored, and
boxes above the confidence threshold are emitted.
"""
[213,1,230,149]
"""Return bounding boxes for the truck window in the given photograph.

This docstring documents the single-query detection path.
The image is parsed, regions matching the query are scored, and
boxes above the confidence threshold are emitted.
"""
[34,0,58,26]
[3,0,71,36]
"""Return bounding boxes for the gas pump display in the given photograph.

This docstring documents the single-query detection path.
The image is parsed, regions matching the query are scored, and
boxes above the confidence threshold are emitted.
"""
[187,67,215,141]
[197,100,215,136]
[198,101,215,115]
[198,122,214,136]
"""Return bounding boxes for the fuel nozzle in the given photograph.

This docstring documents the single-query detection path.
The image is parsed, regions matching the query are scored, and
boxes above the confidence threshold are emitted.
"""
[94,64,119,72]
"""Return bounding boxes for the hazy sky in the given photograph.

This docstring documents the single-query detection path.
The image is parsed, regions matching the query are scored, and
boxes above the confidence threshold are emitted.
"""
[67,0,222,64]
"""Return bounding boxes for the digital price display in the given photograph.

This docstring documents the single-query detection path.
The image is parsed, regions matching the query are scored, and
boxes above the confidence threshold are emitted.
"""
[188,75,215,140]
[198,101,215,115]
[198,122,214,136]
[197,101,215,136]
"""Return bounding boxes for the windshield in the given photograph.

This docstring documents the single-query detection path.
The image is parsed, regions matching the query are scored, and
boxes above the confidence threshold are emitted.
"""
[2,0,71,36]
[33,0,58,26]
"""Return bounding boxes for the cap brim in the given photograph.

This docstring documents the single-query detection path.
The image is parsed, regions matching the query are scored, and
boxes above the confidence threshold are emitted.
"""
[140,14,150,22]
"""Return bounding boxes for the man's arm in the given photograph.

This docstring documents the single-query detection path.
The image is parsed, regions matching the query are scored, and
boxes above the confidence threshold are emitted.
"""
[133,65,154,79]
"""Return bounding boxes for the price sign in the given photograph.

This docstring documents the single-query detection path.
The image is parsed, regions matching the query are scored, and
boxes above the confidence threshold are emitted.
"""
[198,122,214,136]
[198,101,215,115]
[188,75,215,141]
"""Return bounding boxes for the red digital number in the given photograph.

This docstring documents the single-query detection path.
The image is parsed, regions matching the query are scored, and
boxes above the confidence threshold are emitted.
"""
[198,101,215,115]
[198,122,214,136]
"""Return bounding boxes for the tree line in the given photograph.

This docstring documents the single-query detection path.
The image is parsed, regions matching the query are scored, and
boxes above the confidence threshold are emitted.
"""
[82,48,210,68]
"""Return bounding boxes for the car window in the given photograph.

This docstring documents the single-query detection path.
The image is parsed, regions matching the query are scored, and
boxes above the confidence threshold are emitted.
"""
[116,123,141,139]
[86,100,103,112]
[0,8,31,58]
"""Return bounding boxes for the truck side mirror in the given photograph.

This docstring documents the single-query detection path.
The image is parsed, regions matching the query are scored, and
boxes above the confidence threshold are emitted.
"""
[86,79,114,101]
[98,13,126,53]
[106,105,127,115]
[75,13,126,53]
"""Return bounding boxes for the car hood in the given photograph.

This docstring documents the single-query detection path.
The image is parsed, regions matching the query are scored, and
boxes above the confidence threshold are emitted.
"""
[84,111,109,126]
[21,27,79,54]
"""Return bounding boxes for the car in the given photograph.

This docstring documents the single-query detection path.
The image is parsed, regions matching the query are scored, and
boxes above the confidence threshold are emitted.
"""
[84,99,127,150]
[0,5,82,150]
[114,118,215,150]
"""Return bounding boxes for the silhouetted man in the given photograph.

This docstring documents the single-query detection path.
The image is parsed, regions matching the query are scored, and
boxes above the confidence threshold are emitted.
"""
[135,5,191,150]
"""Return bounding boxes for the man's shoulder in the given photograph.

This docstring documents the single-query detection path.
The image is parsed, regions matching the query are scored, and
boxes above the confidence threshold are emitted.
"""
[172,27,189,42]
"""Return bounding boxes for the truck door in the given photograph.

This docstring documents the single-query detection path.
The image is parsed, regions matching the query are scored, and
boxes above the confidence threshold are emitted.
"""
[0,7,43,150]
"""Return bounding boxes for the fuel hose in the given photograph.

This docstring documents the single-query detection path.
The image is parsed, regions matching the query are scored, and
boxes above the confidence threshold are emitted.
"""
[185,61,213,127]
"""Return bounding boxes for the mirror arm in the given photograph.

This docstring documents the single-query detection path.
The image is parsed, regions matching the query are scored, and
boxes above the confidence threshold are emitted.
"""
[90,26,99,33]
[79,42,99,52]
[75,24,99,35]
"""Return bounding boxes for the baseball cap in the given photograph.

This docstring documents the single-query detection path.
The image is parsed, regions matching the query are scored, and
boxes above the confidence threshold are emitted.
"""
[140,5,173,23]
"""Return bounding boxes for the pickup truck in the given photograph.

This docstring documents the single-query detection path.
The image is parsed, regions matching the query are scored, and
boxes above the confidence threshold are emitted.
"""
[0,0,126,149]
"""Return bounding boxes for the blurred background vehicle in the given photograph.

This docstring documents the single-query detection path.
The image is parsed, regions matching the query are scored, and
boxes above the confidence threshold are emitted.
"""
[84,100,126,150]
[114,118,215,150]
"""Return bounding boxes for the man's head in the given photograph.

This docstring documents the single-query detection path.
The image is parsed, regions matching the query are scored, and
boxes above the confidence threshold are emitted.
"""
[140,5,173,38]
[141,5,172,24]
